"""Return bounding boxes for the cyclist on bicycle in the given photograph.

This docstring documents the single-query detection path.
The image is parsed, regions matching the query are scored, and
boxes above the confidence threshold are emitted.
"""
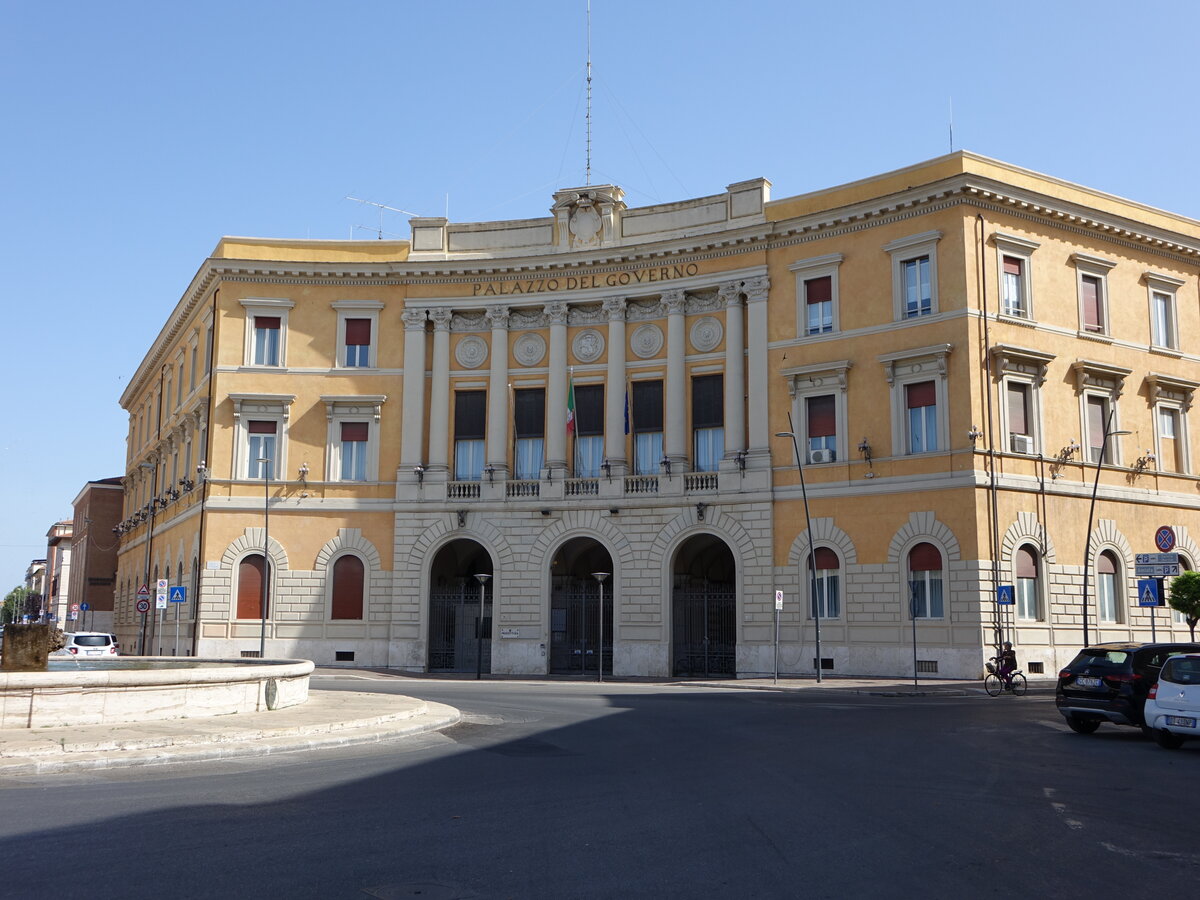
[997,641,1017,687]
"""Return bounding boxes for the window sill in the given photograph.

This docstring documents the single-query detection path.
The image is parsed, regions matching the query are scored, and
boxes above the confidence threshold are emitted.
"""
[997,313,1036,328]
[1149,345,1184,358]
[1076,330,1113,344]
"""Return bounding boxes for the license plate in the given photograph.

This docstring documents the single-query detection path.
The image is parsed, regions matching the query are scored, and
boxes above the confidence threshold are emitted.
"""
[85,650,102,656]
[1166,716,1197,728]
[1075,676,1102,688]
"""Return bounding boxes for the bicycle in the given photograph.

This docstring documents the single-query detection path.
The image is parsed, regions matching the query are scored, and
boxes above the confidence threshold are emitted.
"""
[984,659,1027,697]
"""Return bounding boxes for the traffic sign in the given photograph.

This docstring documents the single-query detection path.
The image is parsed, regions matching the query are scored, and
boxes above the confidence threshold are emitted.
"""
[67,612,78,621]
[1155,526,1177,552]
[169,586,187,604]
[1135,563,1181,577]
[137,584,150,597]
[1137,553,1179,565]
[774,590,783,611]
[71,603,79,612]
[155,592,168,610]
[80,602,89,611]
[156,578,168,592]
[136,598,151,614]
[1137,579,1162,607]
[997,585,1015,605]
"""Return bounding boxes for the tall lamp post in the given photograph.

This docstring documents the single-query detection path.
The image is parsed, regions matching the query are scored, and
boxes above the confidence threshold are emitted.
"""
[138,461,158,656]
[1082,418,1130,647]
[474,573,491,680]
[776,428,821,683]
[257,456,271,659]
[592,572,609,683]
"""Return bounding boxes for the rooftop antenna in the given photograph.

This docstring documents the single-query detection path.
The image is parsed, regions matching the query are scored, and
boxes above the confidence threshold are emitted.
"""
[345,196,421,239]
[585,0,592,186]
[949,95,954,153]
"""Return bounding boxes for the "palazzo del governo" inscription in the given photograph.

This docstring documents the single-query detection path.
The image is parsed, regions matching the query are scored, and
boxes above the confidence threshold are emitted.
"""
[472,263,700,297]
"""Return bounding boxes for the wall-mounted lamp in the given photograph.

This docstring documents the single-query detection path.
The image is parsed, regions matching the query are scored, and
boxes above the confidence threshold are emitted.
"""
[601,458,612,481]
[167,488,180,501]
[660,456,671,477]
[1134,451,1157,474]
[298,462,309,484]
[696,502,708,522]
[196,461,209,482]
[413,465,425,484]
[1057,440,1080,464]
[178,477,195,492]
[456,509,467,528]
[540,508,551,516]
[484,465,496,483]
[735,449,747,472]
[608,507,620,515]
[967,426,983,446]
[857,439,873,467]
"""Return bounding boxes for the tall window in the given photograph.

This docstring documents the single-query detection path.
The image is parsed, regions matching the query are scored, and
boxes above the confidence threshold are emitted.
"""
[454,391,486,481]
[632,381,663,475]
[1097,550,1119,623]
[908,543,944,618]
[248,421,277,478]
[906,381,938,454]
[1016,545,1040,621]
[1159,406,1182,472]
[1007,381,1032,453]
[1080,275,1105,334]
[340,422,368,481]
[1086,395,1112,463]
[1152,291,1176,349]
[902,256,932,318]
[344,318,372,367]
[692,374,724,472]
[331,555,364,620]
[253,316,281,366]
[1002,256,1026,317]
[806,394,836,462]
[237,554,268,620]
[805,276,833,335]
[573,385,604,477]
[177,362,185,406]
[809,547,840,619]
[514,388,545,480]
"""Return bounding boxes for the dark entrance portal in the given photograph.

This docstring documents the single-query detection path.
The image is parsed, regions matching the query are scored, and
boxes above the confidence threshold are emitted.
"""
[672,535,736,677]
[549,537,613,676]
[428,540,492,674]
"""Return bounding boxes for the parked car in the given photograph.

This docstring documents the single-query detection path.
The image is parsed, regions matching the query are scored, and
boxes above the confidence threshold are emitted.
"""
[1143,653,1200,749]
[1055,642,1200,734]
[51,631,120,658]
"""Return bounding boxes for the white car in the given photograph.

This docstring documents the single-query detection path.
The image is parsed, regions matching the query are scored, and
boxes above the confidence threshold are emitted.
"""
[52,631,119,658]
[1144,653,1200,749]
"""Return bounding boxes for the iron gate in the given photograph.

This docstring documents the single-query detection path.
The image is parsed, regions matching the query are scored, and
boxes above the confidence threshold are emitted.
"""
[672,576,736,677]
[429,578,492,673]
[550,575,611,675]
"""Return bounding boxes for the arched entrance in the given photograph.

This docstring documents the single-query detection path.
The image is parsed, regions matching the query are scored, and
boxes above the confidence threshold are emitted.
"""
[549,537,614,676]
[672,534,736,677]
[428,539,493,674]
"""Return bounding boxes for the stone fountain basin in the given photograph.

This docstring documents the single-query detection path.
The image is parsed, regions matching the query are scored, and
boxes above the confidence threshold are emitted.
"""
[0,658,313,729]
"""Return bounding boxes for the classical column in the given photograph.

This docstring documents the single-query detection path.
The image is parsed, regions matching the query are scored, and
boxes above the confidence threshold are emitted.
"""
[400,308,428,473]
[743,276,771,454]
[545,301,569,475]
[486,305,511,477]
[427,308,453,473]
[663,289,688,470]
[720,282,746,456]
[604,296,628,471]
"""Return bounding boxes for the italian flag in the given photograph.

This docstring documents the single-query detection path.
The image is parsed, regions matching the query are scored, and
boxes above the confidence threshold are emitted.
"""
[566,373,576,434]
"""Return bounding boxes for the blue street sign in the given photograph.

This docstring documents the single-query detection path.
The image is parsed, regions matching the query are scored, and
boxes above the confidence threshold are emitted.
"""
[80,602,90,611]
[169,586,187,604]
[997,585,1015,606]
[1137,579,1162,607]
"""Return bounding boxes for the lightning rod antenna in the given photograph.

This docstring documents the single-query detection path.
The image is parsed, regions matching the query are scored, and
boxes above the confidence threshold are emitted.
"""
[585,0,592,186]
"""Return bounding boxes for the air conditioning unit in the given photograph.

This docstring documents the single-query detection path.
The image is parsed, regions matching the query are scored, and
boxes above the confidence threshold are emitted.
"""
[1010,434,1034,454]
[808,449,835,464]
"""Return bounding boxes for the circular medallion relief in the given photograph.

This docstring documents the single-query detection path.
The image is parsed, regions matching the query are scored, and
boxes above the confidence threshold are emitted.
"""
[572,328,605,363]
[513,333,547,367]
[455,335,488,369]
[690,316,723,353]
[631,323,664,359]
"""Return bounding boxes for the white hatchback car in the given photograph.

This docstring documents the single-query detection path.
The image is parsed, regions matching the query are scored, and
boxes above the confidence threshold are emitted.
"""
[53,631,120,658]
[1144,653,1200,749]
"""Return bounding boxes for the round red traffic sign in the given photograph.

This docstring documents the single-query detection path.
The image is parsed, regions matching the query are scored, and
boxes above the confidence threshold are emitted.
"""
[1155,526,1177,552]
[136,598,151,614]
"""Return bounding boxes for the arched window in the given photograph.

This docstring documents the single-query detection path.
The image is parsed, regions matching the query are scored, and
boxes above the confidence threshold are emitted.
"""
[908,542,944,618]
[331,555,365,620]
[1097,550,1119,623]
[808,547,840,619]
[237,554,268,620]
[1015,545,1040,621]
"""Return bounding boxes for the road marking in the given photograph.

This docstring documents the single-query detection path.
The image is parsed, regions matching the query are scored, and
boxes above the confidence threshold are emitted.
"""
[1044,787,1084,830]
[1102,842,1200,864]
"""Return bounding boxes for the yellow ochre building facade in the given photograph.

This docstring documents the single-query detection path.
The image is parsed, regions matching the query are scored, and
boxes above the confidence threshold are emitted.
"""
[114,152,1200,679]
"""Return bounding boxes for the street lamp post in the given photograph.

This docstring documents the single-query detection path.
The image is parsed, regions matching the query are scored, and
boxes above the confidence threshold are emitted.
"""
[138,461,158,656]
[776,428,821,683]
[1082,417,1131,647]
[592,572,610,683]
[257,456,271,659]
[474,573,491,680]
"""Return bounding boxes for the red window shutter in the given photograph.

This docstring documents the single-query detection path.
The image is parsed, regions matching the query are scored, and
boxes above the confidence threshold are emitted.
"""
[1016,546,1038,578]
[1007,383,1028,435]
[237,555,266,619]
[341,422,368,442]
[248,420,277,435]
[331,556,364,620]
[807,395,835,438]
[805,276,832,304]
[1087,397,1106,452]
[1003,256,1022,276]
[906,381,936,409]
[909,542,942,572]
[345,318,371,345]
[812,547,839,570]
[1081,276,1101,329]
[1097,551,1117,575]
[255,316,281,331]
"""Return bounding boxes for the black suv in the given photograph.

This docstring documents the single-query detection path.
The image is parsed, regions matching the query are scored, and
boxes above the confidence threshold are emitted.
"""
[1056,642,1200,734]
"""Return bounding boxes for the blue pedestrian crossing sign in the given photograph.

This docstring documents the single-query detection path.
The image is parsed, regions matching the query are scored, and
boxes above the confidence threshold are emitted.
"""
[997,585,1015,605]
[1137,579,1162,608]
[169,586,187,604]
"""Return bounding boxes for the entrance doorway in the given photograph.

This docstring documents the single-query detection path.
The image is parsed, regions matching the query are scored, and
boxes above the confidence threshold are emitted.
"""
[672,535,736,677]
[549,537,613,676]
[428,540,493,674]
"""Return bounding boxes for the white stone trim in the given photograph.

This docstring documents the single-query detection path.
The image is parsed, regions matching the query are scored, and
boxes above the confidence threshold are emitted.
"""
[788,252,843,338]
[332,300,384,370]
[884,230,941,321]
[239,298,294,367]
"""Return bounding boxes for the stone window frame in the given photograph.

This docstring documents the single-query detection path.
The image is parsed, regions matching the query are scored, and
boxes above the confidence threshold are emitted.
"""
[1072,360,1131,466]
[229,393,295,481]
[991,344,1053,456]
[993,232,1040,321]
[884,230,941,321]
[1071,252,1117,340]
[240,298,295,368]
[332,300,384,370]
[1144,271,1185,354]
[321,395,386,483]
[804,543,845,621]
[783,360,852,466]
[879,344,952,458]
[1146,372,1198,475]
[788,252,843,339]
[1011,542,1046,623]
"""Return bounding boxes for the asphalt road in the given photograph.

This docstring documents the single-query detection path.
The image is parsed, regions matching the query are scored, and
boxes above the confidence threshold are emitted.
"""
[1,676,1195,899]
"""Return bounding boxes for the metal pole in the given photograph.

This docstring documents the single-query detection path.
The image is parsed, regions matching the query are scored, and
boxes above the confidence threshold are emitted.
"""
[777,427,821,682]
[593,572,609,683]
[911,586,919,689]
[258,457,271,658]
[773,600,779,685]
[474,573,491,680]
[138,461,157,656]
[1083,415,1130,647]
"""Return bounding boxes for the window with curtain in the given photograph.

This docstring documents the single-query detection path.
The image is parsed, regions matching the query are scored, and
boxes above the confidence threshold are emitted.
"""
[1098,550,1119,623]
[632,380,663,475]
[902,256,932,317]
[573,384,603,477]
[1002,255,1025,317]
[454,391,486,480]
[340,421,368,481]
[908,542,944,618]
[514,388,545,480]
[1152,291,1175,348]
[806,394,836,461]
[344,318,372,367]
[253,315,281,365]
[1086,395,1111,463]
[1016,544,1040,620]
[805,275,833,335]
[331,555,364,620]
[809,547,840,619]
[906,381,938,453]
[692,374,724,472]
[237,554,268,620]
[1081,275,1104,333]
[1158,406,1181,472]
[247,421,277,479]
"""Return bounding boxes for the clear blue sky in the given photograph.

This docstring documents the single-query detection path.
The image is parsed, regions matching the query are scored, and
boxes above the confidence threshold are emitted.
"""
[4,0,1200,588]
